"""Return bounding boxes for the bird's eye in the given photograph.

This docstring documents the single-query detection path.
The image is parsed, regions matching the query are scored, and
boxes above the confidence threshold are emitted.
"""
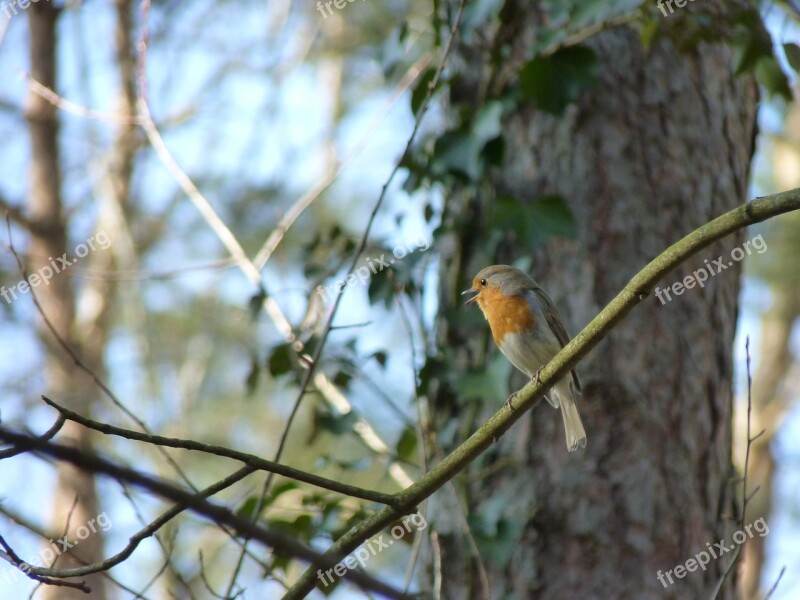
[480,278,487,287]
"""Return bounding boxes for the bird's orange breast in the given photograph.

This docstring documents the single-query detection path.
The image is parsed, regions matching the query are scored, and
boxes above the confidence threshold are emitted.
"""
[476,287,535,346]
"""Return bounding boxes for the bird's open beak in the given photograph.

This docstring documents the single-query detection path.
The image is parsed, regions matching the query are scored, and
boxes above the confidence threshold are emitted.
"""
[461,287,478,304]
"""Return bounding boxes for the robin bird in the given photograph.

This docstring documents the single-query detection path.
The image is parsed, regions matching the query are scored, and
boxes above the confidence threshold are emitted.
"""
[463,265,586,451]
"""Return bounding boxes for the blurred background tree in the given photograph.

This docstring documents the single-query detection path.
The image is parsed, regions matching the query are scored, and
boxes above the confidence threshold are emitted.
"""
[0,0,798,598]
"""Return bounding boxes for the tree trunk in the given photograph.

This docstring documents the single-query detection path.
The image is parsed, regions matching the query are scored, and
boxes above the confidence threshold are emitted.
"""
[27,4,107,598]
[425,3,758,599]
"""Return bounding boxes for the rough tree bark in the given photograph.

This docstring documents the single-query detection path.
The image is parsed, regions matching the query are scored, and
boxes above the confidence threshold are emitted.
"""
[426,2,758,599]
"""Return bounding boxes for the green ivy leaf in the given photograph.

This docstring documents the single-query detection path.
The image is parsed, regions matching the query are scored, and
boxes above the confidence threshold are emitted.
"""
[430,101,505,182]
[755,56,792,101]
[268,343,294,376]
[236,482,299,521]
[417,355,449,397]
[520,46,598,115]
[730,8,773,76]
[367,269,395,307]
[529,194,578,240]
[236,495,261,521]
[783,43,800,74]
[248,288,266,320]
[469,494,527,568]
[432,130,483,181]
[472,101,505,146]
[269,514,315,543]
[266,481,300,506]
[455,352,513,402]
[490,195,576,247]
[474,516,527,568]
[411,68,436,116]
[639,18,659,51]
[396,425,418,461]
[373,351,388,367]
[333,369,353,388]
[318,411,359,435]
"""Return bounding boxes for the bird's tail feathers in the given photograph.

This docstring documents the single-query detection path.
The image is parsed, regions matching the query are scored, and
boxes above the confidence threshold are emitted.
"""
[551,381,586,452]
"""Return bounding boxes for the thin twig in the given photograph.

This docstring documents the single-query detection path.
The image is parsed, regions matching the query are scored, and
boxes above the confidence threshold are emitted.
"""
[119,482,197,599]
[198,551,231,600]
[710,337,758,598]
[42,395,399,507]
[225,0,462,591]
[25,73,142,125]
[135,1,261,286]
[0,534,89,593]
[397,295,429,592]
[0,413,65,459]
[763,566,786,600]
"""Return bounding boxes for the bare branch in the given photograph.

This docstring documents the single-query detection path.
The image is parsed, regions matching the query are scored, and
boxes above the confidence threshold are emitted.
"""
[25,74,142,125]
[0,505,155,599]
[763,566,786,600]
[41,395,400,507]
[0,428,413,599]
[0,413,65,459]
[0,535,89,593]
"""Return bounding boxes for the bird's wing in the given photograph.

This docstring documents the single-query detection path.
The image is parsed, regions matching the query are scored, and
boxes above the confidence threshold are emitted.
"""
[530,286,582,394]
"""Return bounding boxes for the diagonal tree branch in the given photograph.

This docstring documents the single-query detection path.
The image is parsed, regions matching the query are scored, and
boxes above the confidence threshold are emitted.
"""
[282,188,800,598]
[41,395,400,507]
